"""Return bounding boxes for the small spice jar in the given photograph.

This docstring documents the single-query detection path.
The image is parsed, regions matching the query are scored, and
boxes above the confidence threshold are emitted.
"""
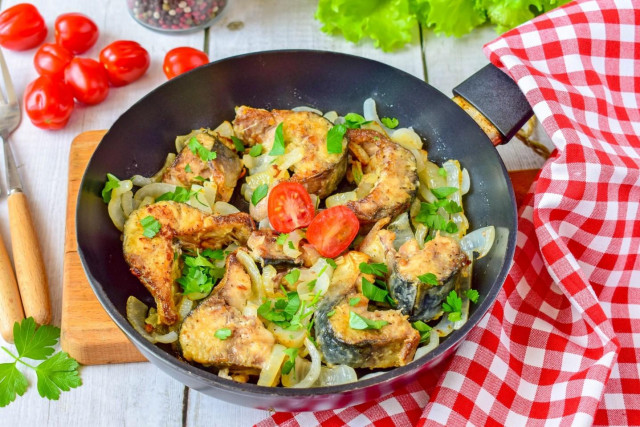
[126,0,227,32]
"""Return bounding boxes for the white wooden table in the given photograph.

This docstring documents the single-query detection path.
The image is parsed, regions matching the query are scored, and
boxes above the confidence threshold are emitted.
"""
[0,1,552,425]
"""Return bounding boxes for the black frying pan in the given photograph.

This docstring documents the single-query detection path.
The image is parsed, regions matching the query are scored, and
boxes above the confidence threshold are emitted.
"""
[76,50,530,411]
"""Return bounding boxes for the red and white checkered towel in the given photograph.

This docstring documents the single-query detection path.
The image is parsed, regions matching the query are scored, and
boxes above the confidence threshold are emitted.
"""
[259,0,640,425]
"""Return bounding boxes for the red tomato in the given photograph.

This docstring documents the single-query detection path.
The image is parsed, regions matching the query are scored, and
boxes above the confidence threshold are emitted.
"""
[33,43,74,79]
[306,206,360,258]
[163,47,208,79]
[99,40,150,87]
[0,3,47,51]
[54,13,99,54]
[64,57,110,105]
[267,182,315,233]
[23,76,75,130]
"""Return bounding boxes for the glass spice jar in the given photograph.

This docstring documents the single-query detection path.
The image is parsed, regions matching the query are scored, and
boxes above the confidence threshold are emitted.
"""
[126,0,227,33]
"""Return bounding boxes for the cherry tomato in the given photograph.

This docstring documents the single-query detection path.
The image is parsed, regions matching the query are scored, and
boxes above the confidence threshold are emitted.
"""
[306,206,360,258]
[64,57,110,105]
[24,76,75,130]
[33,43,74,79]
[99,40,150,87]
[0,3,47,51]
[267,182,315,233]
[54,13,99,54]
[163,47,208,79]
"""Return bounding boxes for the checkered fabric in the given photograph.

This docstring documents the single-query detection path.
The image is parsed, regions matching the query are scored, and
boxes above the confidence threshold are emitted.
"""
[259,0,640,425]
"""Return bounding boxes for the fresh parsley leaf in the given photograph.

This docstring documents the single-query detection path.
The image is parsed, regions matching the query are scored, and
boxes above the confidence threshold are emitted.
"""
[438,167,447,177]
[13,318,59,361]
[193,175,206,182]
[431,186,458,199]
[441,200,463,214]
[326,124,346,154]
[188,137,217,162]
[0,363,27,407]
[156,186,195,203]
[381,116,399,129]
[306,279,317,290]
[258,291,302,330]
[249,144,263,157]
[344,113,370,129]
[414,202,460,234]
[325,258,337,269]
[442,290,463,322]
[358,262,388,277]
[251,184,269,206]
[445,221,459,234]
[34,352,82,401]
[349,297,360,306]
[269,123,285,156]
[465,289,479,304]
[281,348,298,375]
[361,277,389,303]
[202,248,225,260]
[214,328,232,340]
[140,216,161,238]
[177,251,225,297]
[185,163,192,173]
[348,311,388,330]
[101,173,120,203]
[276,233,289,245]
[231,136,245,152]
[326,310,336,318]
[418,273,439,286]
[412,320,432,343]
[284,269,300,286]
[288,241,295,250]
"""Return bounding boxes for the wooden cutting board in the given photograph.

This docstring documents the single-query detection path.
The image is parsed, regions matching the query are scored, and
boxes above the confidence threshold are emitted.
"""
[61,130,539,366]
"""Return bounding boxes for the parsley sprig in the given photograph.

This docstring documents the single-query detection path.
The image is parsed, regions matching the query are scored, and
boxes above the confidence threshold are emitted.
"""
[418,272,439,286]
[349,311,388,330]
[412,320,432,343]
[0,318,81,407]
[442,290,463,322]
[188,137,217,162]
[156,186,201,203]
[177,249,225,298]
[281,348,298,375]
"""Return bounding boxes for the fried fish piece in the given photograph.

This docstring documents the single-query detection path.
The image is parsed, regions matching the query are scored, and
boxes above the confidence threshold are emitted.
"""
[123,201,254,325]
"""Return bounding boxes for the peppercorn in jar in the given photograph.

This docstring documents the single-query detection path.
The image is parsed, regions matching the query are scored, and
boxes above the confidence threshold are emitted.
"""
[126,0,227,32]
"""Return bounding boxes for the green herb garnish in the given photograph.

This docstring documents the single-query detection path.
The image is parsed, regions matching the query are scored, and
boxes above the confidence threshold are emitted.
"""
[412,320,432,343]
[325,258,337,269]
[156,186,198,203]
[101,173,120,203]
[465,289,479,304]
[281,347,298,375]
[188,137,217,162]
[140,215,161,238]
[349,297,360,306]
[438,167,447,177]
[358,262,388,277]
[0,318,81,407]
[214,328,232,340]
[326,124,346,154]
[431,186,458,199]
[284,269,300,286]
[348,311,388,330]
[414,201,460,233]
[344,113,371,129]
[418,273,439,286]
[251,184,269,206]
[185,164,192,173]
[381,117,399,129]
[276,233,289,245]
[249,143,263,157]
[258,291,302,330]
[231,136,245,152]
[288,241,295,250]
[177,250,225,297]
[269,123,285,156]
[442,290,462,322]
[326,310,336,318]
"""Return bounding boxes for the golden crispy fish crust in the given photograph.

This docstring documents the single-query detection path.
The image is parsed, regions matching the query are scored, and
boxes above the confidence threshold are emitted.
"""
[122,201,255,325]
[345,129,419,225]
[232,106,348,199]
[179,252,275,371]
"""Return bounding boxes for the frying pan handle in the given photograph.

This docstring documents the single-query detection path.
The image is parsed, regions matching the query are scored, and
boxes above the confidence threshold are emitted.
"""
[452,64,533,146]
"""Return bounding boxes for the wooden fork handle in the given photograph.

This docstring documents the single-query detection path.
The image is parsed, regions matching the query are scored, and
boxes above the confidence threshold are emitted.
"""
[0,234,23,342]
[8,192,50,325]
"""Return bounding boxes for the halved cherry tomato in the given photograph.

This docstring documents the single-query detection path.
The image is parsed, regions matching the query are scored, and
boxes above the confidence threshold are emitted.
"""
[34,43,74,79]
[267,182,315,233]
[0,3,47,51]
[306,206,360,258]
[24,76,75,130]
[64,57,110,105]
[55,13,99,54]
[163,47,209,79]
[99,40,150,87]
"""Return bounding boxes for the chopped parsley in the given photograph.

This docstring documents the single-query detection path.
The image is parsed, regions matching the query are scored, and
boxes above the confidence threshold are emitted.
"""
[438,167,447,177]
[251,183,269,205]
[348,311,388,330]
[418,273,439,286]
[231,136,245,152]
[269,123,285,156]
[284,269,300,286]
[193,175,206,182]
[281,347,298,375]
[361,277,395,306]
[249,143,263,157]
[202,248,225,260]
[257,291,301,329]
[188,137,217,162]
[358,262,388,277]
[325,258,337,269]
[349,297,360,306]
[140,215,161,238]
[326,309,336,318]
[276,233,289,245]
[177,250,226,297]
[442,290,463,322]
[381,116,399,129]
[101,173,120,203]
[156,186,199,203]
[412,320,432,343]
[430,186,458,199]
[185,163,192,173]
[344,113,371,129]
[414,201,460,233]
[214,328,232,340]
[465,289,479,304]
[326,124,346,154]
[288,241,296,250]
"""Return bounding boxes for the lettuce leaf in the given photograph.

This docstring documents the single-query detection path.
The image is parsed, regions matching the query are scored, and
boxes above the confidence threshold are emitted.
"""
[422,0,486,37]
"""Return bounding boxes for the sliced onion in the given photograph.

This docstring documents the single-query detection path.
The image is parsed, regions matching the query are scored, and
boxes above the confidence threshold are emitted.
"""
[177,296,194,321]
[268,323,307,348]
[108,180,133,231]
[283,230,304,258]
[420,161,447,192]
[258,218,272,230]
[126,296,178,344]
[358,371,385,381]
[186,185,212,213]
[261,265,278,297]
[461,168,470,195]
[257,344,287,387]
[292,106,323,115]
[213,201,240,215]
[460,226,495,259]
[131,153,176,187]
[281,357,311,387]
[391,128,423,150]
[297,257,333,302]
[323,111,338,123]
[203,181,218,207]
[133,182,177,202]
[236,249,265,303]
[414,224,428,249]
[243,302,259,318]
[213,121,234,138]
[139,195,155,209]
[444,160,469,238]
[388,213,414,250]
[121,190,134,217]
[413,329,440,360]
[292,338,321,388]
[218,367,232,380]
[325,191,357,208]
[316,365,357,386]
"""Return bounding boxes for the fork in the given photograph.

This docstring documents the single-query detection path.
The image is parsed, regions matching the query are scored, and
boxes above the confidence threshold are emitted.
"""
[0,48,50,339]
